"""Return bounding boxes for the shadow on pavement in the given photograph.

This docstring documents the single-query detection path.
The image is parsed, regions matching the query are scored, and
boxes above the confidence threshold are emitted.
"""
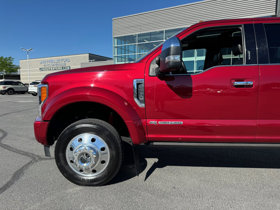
[110,144,280,184]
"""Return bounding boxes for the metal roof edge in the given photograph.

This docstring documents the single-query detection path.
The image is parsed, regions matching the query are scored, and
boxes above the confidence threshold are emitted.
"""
[112,0,209,20]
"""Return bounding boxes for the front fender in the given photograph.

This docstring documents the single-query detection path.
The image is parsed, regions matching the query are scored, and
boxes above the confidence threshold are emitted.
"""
[42,87,146,144]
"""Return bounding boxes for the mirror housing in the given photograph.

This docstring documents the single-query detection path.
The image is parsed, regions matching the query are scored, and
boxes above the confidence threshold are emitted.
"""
[158,36,182,73]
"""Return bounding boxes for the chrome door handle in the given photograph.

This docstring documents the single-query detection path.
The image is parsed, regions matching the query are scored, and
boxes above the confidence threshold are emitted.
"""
[233,81,253,87]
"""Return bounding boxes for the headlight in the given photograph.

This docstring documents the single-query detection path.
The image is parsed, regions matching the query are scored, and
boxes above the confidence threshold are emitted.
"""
[38,84,48,116]
[38,84,48,104]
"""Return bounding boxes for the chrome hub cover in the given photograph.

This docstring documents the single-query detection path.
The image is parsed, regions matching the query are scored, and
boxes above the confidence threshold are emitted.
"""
[66,133,110,177]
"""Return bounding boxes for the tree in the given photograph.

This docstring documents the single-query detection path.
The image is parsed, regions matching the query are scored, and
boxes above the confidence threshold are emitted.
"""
[0,56,19,74]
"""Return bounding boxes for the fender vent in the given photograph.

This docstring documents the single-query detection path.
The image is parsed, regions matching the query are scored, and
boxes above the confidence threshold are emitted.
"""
[133,79,145,108]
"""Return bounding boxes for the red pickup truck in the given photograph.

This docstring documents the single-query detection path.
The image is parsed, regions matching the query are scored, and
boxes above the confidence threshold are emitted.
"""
[34,17,280,186]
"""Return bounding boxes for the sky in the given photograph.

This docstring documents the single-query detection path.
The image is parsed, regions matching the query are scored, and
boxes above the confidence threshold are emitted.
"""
[0,0,201,65]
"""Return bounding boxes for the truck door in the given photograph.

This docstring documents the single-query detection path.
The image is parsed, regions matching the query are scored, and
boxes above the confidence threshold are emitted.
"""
[145,24,259,143]
[256,23,280,142]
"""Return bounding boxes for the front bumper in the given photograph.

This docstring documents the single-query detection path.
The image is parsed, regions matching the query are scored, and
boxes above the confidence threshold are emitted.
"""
[34,116,49,145]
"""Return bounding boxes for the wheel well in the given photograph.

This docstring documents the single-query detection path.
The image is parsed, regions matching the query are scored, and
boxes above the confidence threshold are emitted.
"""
[47,102,130,145]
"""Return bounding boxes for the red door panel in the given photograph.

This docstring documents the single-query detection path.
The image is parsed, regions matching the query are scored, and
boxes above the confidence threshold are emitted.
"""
[258,65,280,142]
[145,65,258,142]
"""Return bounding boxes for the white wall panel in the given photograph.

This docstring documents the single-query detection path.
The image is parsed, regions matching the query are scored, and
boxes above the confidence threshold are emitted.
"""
[113,0,276,37]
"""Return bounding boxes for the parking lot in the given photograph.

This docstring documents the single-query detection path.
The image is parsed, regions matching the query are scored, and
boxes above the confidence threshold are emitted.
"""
[1,94,280,209]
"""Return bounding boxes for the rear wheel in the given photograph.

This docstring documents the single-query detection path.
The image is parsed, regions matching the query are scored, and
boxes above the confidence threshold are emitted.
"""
[32,93,37,96]
[7,89,14,95]
[55,119,122,186]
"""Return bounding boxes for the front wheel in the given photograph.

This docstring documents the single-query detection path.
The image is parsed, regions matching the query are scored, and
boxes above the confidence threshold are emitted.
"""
[55,119,122,186]
[7,89,14,95]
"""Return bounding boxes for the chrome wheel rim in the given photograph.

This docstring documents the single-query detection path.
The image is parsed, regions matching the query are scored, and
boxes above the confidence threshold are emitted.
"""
[66,133,110,177]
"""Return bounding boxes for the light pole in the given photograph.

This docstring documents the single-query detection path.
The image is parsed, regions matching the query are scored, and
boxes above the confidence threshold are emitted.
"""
[21,48,32,84]
[277,0,280,17]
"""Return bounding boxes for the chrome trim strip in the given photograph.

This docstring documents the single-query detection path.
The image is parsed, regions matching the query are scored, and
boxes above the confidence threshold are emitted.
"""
[133,79,145,108]
[149,121,183,125]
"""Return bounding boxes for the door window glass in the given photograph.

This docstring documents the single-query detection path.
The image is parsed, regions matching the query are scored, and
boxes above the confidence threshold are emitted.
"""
[182,49,206,74]
[264,24,280,63]
[181,26,244,75]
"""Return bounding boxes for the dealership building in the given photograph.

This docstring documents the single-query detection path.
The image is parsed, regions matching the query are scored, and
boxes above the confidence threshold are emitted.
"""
[20,53,112,83]
[20,0,278,83]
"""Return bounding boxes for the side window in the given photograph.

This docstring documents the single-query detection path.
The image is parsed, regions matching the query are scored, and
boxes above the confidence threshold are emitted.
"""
[183,49,206,74]
[264,24,280,64]
[181,26,244,75]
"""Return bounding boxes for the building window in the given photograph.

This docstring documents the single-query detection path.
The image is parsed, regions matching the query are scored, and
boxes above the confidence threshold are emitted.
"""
[138,31,164,43]
[113,27,185,64]
[165,28,185,39]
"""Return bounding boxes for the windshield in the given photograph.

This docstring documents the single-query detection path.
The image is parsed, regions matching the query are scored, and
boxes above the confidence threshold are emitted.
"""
[136,28,186,62]
[136,42,163,62]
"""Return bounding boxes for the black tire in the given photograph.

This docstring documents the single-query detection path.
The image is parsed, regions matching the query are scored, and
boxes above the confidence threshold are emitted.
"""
[1,91,5,95]
[32,93,37,96]
[7,89,14,95]
[55,118,122,186]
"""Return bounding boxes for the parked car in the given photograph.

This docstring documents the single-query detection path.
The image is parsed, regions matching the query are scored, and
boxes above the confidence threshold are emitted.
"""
[34,17,280,186]
[28,81,40,96]
[0,80,28,95]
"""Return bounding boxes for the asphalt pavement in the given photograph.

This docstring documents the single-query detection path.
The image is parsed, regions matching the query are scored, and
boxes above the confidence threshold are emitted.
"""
[1,94,280,210]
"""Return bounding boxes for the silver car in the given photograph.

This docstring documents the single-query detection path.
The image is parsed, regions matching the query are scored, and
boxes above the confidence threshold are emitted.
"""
[0,80,28,95]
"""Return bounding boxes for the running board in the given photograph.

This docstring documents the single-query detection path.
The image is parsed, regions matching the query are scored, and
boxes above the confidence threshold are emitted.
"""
[148,142,280,147]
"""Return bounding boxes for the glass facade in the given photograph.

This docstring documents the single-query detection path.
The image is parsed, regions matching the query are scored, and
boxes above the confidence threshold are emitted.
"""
[113,27,185,64]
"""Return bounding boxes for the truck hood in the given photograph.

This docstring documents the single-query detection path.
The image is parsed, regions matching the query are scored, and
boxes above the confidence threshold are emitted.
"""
[42,62,140,82]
